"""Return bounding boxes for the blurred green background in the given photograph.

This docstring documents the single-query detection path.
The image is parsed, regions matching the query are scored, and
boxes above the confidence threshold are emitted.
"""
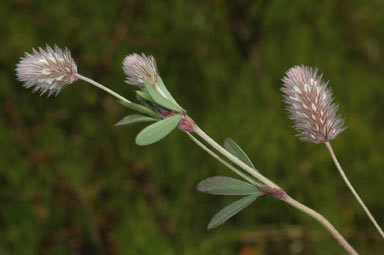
[1,0,384,254]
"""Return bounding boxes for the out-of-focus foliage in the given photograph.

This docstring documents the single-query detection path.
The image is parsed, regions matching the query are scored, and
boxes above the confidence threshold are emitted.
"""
[1,0,384,254]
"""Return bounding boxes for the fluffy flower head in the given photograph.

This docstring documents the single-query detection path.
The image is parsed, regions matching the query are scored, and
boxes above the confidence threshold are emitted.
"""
[123,53,158,85]
[281,65,346,143]
[16,45,78,96]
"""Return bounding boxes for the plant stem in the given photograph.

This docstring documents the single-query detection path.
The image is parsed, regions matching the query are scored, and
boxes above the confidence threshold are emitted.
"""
[77,74,159,118]
[186,132,260,187]
[73,80,358,253]
[285,195,358,255]
[193,126,279,188]
[190,122,358,254]
[77,74,133,104]
[325,142,384,239]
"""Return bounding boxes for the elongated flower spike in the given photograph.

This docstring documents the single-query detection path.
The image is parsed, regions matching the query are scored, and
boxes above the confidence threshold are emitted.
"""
[281,65,346,143]
[16,45,78,97]
[123,53,158,86]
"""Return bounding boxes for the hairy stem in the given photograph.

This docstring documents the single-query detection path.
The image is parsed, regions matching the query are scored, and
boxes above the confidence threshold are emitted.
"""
[186,132,260,187]
[285,195,358,255]
[73,80,358,253]
[193,126,279,188]
[189,122,358,254]
[77,74,132,103]
[77,74,159,118]
[325,142,384,239]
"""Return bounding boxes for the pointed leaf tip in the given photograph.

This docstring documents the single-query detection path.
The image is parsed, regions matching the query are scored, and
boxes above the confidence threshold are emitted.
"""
[156,77,181,108]
[197,176,260,196]
[144,80,182,112]
[224,138,255,169]
[118,100,160,118]
[207,194,259,230]
[135,114,182,146]
[115,114,157,127]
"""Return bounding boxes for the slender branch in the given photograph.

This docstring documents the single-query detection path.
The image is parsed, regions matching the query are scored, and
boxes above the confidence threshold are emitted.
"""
[186,132,260,187]
[72,77,358,253]
[77,74,159,118]
[77,74,132,103]
[325,142,384,239]
[285,195,358,255]
[189,122,358,254]
[193,125,279,188]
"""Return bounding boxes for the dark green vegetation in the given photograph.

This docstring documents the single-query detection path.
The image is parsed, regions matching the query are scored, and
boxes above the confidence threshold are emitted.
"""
[1,0,384,254]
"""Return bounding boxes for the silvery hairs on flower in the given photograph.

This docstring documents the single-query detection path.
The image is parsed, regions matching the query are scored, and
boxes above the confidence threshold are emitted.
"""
[281,65,346,143]
[123,53,158,86]
[16,45,78,97]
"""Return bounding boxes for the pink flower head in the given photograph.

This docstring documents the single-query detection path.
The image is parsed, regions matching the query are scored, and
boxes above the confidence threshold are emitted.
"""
[123,53,158,86]
[281,65,346,143]
[16,45,78,97]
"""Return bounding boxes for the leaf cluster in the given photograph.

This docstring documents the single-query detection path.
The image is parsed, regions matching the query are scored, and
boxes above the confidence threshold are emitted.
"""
[117,78,184,146]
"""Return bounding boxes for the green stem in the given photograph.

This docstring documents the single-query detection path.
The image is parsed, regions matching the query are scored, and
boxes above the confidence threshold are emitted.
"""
[186,132,260,187]
[189,122,358,254]
[71,79,358,254]
[325,142,384,239]
[77,74,159,118]
[193,125,279,188]
[77,74,132,103]
[285,195,358,255]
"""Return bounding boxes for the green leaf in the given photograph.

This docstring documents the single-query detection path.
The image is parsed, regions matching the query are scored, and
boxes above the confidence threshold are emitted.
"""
[135,114,182,146]
[224,138,255,169]
[197,176,260,195]
[208,194,259,230]
[136,90,157,113]
[136,90,152,102]
[118,100,160,118]
[115,114,158,127]
[156,77,181,108]
[144,80,182,112]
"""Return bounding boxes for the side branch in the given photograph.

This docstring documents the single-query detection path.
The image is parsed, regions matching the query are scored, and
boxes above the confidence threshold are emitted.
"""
[325,142,384,239]
[284,195,358,255]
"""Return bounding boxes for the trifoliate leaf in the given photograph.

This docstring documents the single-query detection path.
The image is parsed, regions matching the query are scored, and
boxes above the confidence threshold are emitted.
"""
[197,176,260,195]
[208,194,259,230]
[135,114,182,146]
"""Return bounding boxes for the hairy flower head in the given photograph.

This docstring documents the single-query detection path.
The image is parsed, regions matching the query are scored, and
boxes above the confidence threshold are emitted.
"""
[16,45,78,97]
[123,53,158,85]
[281,65,346,143]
